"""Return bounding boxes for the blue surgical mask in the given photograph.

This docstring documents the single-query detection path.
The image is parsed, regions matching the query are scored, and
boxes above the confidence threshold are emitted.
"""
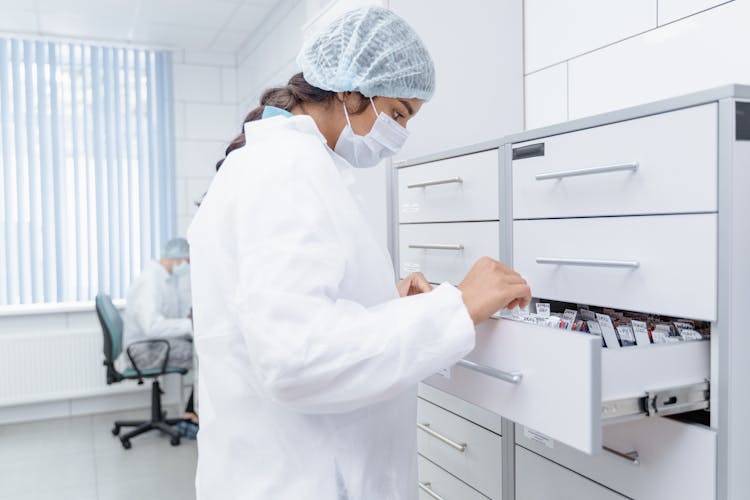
[334,98,410,168]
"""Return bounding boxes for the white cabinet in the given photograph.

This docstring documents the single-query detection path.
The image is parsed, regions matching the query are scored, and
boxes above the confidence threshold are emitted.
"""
[399,221,500,284]
[512,103,718,219]
[418,455,491,500]
[516,417,717,500]
[513,214,718,320]
[395,86,750,500]
[418,398,503,499]
[398,150,500,223]
[423,317,709,454]
[515,447,628,500]
[389,0,523,162]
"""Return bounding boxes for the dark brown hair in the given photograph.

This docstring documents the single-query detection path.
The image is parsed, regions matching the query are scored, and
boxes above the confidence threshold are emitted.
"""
[214,72,370,171]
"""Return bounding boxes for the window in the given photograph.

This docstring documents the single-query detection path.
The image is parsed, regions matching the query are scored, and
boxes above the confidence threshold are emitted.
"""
[0,38,176,305]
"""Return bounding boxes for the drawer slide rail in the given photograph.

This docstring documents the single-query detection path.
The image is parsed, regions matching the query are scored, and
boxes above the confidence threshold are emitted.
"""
[602,381,709,421]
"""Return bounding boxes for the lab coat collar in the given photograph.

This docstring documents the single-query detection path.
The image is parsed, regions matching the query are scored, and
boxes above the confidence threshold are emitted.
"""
[243,114,356,186]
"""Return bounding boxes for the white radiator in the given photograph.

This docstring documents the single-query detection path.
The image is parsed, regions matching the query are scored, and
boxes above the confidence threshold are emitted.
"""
[0,328,130,406]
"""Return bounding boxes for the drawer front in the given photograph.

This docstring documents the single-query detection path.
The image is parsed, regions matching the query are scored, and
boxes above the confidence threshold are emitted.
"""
[399,150,500,223]
[417,398,502,500]
[515,446,628,500]
[513,213,717,320]
[417,455,490,500]
[424,318,709,455]
[512,103,717,219]
[399,222,500,284]
[516,417,716,500]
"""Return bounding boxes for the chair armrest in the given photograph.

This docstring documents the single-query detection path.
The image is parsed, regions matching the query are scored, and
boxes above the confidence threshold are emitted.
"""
[125,338,172,384]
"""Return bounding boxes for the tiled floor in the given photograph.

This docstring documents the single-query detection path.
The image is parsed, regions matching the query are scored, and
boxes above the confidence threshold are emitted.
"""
[0,408,197,500]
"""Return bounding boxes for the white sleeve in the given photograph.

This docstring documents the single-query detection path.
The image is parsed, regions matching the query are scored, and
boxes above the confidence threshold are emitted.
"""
[133,273,193,340]
[229,159,475,415]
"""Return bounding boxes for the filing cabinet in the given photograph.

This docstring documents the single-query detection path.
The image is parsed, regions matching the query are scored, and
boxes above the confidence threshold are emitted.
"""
[393,85,750,499]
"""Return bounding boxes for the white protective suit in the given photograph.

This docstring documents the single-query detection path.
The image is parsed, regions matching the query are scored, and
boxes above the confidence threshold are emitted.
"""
[187,114,476,500]
[116,260,193,371]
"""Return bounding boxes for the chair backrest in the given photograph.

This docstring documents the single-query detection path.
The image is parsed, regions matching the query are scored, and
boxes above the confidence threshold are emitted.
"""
[95,293,124,383]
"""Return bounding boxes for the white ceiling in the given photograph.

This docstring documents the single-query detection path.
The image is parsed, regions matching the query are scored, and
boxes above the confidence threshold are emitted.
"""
[0,0,279,53]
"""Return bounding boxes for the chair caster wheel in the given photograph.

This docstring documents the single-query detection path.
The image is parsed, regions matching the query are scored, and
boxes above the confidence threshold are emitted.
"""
[111,426,120,436]
[121,438,132,450]
[170,436,181,446]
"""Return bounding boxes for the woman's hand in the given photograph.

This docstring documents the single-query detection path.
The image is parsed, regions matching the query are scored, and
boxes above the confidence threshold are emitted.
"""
[397,272,433,297]
[457,257,531,325]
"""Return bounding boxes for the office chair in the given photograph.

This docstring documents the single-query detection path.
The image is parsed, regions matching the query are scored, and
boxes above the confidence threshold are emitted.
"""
[96,293,188,449]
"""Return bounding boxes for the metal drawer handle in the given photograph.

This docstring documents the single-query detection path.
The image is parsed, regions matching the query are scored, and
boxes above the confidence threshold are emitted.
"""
[419,482,446,500]
[409,244,464,251]
[536,257,640,269]
[456,359,523,384]
[407,177,463,189]
[417,423,467,453]
[535,161,639,181]
[604,446,640,465]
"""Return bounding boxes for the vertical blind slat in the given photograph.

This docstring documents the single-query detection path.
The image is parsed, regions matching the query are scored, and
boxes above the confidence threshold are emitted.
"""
[0,38,178,305]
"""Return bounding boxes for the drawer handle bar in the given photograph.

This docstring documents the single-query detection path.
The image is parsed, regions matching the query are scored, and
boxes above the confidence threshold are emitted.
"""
[418,482,446,500]
[535,161,639,181]
[417,423,467,453]
[409,244,465,251]
[456,358,523,384]
[603,446,640,465]
[407,177,463,189]
[536,257,640,269]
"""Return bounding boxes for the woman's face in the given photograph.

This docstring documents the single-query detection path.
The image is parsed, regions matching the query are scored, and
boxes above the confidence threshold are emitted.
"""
[345,95,424,135]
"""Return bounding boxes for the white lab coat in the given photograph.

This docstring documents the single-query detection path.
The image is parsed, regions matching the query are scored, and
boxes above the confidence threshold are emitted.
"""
[187,115,475,500]
[115,260,193,371]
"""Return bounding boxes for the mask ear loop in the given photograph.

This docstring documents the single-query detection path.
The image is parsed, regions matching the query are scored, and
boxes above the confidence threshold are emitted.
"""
[342,99,354,128]
[369,97,379,118]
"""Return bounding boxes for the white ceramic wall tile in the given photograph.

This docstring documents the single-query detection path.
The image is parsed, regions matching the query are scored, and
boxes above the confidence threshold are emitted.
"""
[211,30,250,53]
[568,0,748,119]
[138,0,236,30]
[186,178,214,215]
[183,49,236,67]
[132,24,217,51]
[174,102,186,140]
[175,140,226,178]
[525,0,657,74]
[236,0,305,105]
[178,215,195,237]
[185,103,236,141]
[176,178,189,217]
[173,64,223,104]
[0,10,38,31]
[221,67,238,104]
[658,0,733,25]
[391,0,523,161]
[525,62,568,129]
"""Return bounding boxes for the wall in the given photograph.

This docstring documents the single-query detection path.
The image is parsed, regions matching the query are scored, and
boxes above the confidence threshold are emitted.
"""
[524,0,748,129]
[172,49,239,237]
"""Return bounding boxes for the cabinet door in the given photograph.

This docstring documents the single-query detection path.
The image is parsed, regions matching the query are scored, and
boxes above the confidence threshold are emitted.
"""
[389,0,523,162]
[516,447,628,500]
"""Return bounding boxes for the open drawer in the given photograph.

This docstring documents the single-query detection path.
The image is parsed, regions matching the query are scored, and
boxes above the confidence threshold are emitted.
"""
[423,318,709,454]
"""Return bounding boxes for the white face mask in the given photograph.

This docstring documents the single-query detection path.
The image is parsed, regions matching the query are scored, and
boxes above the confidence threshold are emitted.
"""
[172,260,190,276]
[334,98,410,168]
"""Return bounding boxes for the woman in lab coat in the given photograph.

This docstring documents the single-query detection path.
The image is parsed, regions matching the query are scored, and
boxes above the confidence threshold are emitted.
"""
[188,7,530,500]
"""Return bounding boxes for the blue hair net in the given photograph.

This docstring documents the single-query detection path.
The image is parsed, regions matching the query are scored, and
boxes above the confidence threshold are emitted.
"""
[297,6,436,101]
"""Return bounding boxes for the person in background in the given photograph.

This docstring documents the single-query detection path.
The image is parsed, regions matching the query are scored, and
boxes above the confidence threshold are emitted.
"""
[116,237,199,431]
